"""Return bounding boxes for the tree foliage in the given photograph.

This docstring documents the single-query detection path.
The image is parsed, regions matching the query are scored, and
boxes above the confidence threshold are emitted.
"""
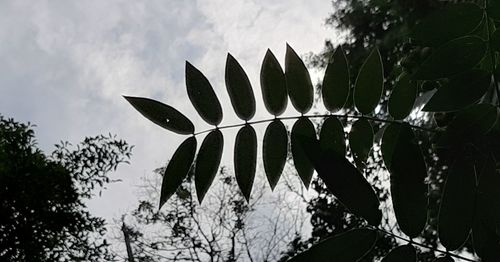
[0,115,132,261]
[125,1,500,261]
[124,166,307,262]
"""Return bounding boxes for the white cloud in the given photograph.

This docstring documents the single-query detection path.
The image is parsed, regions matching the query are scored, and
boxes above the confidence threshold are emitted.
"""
[0,0,335,246]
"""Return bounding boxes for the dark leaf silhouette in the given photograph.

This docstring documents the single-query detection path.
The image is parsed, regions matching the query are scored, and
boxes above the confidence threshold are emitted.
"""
[285,44,313,113]
[291,117,316,188]
[473,154,500,261]
[438,152,476,250]
[388,73,417,120]
[234,125,257,202]
[423,70,491,112]
[433,256,455,262]
[319,116,346,156]
[354,48,384,114]
[225,53,256,121]
[410,3,483,46]
[299,136,382,226]
[263,120,288,190]
[124,96,194,135]
[322,47,350,112]
[381,244,417,262]
[288,228,377,262]
[437,104,498,147]
[412,36,487,80]
[159,137,197,209]
[185,61,223,126]
[195,130,223,203]
[381,124,399,170]
[388,123,428,238]
[349,119,373,170]
[260,49,288,116]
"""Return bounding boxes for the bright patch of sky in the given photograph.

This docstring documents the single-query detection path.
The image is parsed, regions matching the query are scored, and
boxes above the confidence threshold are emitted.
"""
[0,0,337,242]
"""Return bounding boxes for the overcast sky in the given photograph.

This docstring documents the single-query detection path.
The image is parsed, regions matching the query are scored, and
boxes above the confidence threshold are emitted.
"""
[0,0,336,230]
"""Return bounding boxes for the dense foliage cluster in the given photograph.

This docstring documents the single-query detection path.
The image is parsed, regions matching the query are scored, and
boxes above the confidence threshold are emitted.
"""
[0,115,132,261]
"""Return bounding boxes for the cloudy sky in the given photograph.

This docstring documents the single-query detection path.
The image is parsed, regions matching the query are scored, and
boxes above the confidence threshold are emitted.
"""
[0,0,336,230]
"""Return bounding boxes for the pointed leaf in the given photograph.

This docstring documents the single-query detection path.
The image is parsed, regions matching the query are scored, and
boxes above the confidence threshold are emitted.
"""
[354,48,384,114]
[225,53,256,121]
[124,96,194,135]
[349,119,373,170]
[260,49,287,116]
[388,73,417,120]
[320,116,346,156]
[299,136,382,226]
[473,154,500,260]
[381,124,400,170]
[263,120,288,190]
[437,104,498,147]
[185,62,223,126]
[322,47,350,112]
[291,117,316,188]
[381,245,417,262]
[195,129,223,203]
[234,125,257,201]
[411,3,483,46]
[288,228,377,262]
[438,152,476,250]
[389,123,428,238]
[423,70,491,112]
[159,137,197,209]
[412,36,487,80]
[285,44,313,113]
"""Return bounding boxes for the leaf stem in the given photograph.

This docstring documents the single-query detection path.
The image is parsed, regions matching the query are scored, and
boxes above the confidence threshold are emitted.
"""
[193,113,436,136]
[373,227,477,262]
[484,1,500,106]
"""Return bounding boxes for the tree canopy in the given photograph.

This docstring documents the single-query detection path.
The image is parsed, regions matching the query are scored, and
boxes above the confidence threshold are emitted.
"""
[0,115,132,261]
